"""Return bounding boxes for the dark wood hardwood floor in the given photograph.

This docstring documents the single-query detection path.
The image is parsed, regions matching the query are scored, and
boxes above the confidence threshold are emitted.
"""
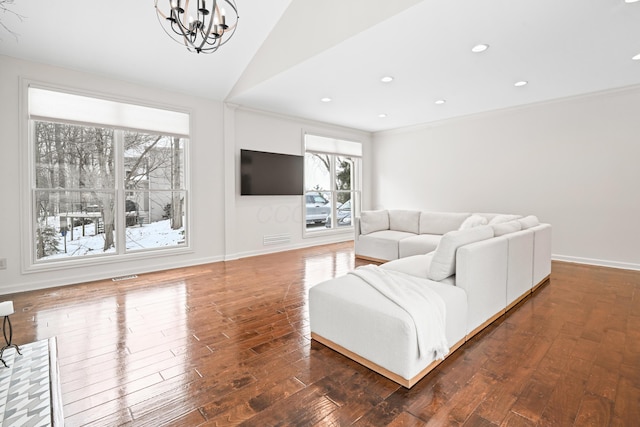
[5,242,640,426]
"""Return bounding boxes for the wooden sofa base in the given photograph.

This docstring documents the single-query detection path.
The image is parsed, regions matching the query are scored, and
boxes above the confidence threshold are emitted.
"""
[311,274,551,388]
[354,254,389,263]
[506,275,551,312]
[532,275,550,293]
[311,332,465,389]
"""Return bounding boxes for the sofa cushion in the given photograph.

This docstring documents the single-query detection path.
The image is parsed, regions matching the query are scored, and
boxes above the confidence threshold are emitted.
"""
[518,215,540,229]
[428,226,494,281]
[381,253,457,286]
[492,220,522,237]
[366,230,417,241]
[399,234,442,258]
[419,212,471,235]
[458,214,488,230]
[488,214,521,225]
[357,230,417,261]
[360,210,389,235]
[389,210,421,234]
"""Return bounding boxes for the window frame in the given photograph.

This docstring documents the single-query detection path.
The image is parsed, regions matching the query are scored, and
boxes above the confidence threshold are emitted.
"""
[303,132,361,237]
[20,81,193,273]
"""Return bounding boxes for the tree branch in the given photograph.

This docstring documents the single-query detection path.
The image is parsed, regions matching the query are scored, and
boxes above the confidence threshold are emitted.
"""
[0,0,24,42]
[124,135,163,188]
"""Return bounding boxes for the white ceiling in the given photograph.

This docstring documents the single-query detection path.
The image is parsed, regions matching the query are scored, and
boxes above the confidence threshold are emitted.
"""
[2,0,640,133]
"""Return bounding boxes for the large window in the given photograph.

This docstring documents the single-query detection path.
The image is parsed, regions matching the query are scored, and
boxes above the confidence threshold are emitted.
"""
[304,134,361,233]
[28,86,189,265]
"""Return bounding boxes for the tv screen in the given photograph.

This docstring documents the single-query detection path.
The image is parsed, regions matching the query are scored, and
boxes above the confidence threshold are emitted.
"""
[240,149,304,196]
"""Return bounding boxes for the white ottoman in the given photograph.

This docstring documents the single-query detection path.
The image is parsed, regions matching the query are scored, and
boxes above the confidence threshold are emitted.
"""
[309,274,467,388]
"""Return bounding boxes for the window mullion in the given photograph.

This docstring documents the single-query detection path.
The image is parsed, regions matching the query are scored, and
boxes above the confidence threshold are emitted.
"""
[330,154,337,229]
[114,130,125,255]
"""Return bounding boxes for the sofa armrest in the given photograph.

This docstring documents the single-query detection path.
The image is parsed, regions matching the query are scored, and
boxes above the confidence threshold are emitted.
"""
[505,230,535,307]
[456,238,508,337]
[531,223,552,286]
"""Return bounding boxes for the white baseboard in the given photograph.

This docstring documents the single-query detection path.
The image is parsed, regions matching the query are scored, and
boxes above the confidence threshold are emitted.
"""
[0,255,225,295]
[552,254,640,271]
[228,235,354,261]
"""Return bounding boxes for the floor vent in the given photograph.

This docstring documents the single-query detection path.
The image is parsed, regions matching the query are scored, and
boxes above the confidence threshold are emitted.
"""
[112,274,138,282]
[263,234,291,246]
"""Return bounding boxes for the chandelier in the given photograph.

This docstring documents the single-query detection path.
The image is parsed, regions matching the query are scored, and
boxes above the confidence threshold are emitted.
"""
[155,0,239,54]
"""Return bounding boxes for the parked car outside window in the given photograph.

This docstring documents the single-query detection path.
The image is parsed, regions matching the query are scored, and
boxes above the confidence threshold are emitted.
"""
[305,194,331,224]
[325,199,352,228]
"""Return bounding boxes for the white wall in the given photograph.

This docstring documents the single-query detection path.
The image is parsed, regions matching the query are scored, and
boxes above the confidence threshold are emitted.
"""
[0,55,226,293]
[0,55,372,294]
[226,107,372,259]
[372,86,640,270]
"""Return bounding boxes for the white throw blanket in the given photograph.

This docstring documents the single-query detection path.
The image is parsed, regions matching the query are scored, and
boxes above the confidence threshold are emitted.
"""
[349,265,449,360]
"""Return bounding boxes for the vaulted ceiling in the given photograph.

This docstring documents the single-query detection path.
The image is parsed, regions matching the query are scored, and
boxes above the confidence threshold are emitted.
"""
[2,0,640,132]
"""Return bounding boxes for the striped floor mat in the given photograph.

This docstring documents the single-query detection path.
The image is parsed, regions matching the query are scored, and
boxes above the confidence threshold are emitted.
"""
[0,338,62,427]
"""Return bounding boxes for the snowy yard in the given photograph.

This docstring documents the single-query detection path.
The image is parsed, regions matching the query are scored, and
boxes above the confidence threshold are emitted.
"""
[43,218,185,260]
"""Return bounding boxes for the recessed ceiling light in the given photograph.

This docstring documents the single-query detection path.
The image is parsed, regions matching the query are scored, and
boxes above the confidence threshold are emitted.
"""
[625,0,639,3]
[380,76,394,83]
[471,44,489,53]
[633,53,640,60]
[378,113,388,118]
[321,97,332,103]
[514,81,528,87]
[435,99,446,105]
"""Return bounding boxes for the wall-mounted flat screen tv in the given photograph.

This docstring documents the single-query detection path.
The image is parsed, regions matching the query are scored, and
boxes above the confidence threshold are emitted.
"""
[240,149,304,196]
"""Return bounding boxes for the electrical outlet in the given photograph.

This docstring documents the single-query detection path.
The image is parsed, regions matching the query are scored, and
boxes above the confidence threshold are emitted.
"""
[0,258,6,270]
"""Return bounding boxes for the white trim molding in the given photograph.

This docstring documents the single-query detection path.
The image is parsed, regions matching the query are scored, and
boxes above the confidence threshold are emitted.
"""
[553,254,640,271]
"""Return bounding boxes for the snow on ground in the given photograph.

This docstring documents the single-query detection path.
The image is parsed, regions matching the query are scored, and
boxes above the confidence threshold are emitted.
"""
[44,219,184,260]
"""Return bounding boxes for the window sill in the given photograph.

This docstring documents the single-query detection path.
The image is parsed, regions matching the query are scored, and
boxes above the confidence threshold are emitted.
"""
[23,245,193,275]
[303,226,354,239]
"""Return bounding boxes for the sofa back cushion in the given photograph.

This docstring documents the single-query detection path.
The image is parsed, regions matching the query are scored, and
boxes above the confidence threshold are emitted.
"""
[488,214,522,225]
[428,225,494,281]
[492,220,522,237]
[518,215,540,229]
[388,210,420,234]
[360,210,390,235]
[419,212,471,235]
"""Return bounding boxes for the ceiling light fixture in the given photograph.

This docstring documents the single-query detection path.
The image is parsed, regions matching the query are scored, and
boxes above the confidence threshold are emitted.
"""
[514,80,528,87]
[321,97,332,103]
[380,76,394,83]
[633,53,640,60]
[155,0,239,54]
[471,44,489,53]
[435,99,446,105]
[378,113,388,118]
[624,0,639,3]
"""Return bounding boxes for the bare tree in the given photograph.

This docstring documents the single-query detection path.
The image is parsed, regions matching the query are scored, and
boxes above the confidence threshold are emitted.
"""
[170,137,183,230]
[123,133,163,189]
[34,122,185,256]
[310,153,352,203]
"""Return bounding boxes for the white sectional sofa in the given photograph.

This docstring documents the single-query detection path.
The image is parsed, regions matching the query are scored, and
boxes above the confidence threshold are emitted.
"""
[309,210,551,388]
[355,210,537,262]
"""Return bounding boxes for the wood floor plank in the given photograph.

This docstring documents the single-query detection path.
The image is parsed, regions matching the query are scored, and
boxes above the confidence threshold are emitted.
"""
[3,245,640,426]
[500,411,536,427]
[585,364,619,401]
[574,393,613,426]
[538,374,585,426]
[612,377,640,425]
[386,411,430,426]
